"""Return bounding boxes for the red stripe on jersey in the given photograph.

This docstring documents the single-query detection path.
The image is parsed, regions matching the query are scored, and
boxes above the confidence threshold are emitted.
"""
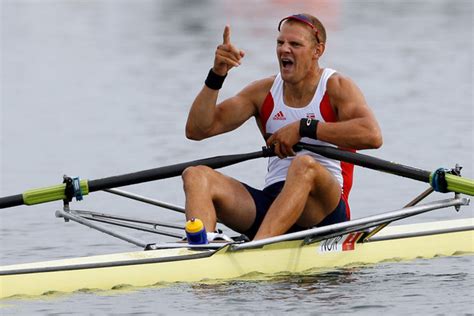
[260,92,274,134]
[319,92,337,123]
[319,91,354,219]
[340,159,354,220]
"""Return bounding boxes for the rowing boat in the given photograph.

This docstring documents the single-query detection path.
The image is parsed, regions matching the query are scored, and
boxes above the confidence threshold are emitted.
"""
[0,144,473,299]
[1,215,472,298]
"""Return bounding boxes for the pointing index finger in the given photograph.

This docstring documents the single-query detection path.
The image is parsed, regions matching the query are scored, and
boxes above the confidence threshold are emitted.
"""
[223,25,231,45]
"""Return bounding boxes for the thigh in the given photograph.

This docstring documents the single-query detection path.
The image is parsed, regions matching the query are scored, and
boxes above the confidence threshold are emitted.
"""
[294,164,342,228]
[241,182,284,239]
[206,169,259,233]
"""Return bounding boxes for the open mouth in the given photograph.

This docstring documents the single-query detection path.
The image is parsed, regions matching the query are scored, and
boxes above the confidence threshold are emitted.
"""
[281,58,294,69]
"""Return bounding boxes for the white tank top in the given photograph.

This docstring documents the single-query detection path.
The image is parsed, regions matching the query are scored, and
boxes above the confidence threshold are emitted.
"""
[259,68,354,203]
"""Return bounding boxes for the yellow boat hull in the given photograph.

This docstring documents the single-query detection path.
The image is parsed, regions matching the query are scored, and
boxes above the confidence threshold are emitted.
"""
[1,218,473,299]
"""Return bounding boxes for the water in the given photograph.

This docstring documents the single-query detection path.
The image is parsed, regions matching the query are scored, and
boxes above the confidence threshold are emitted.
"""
[1,0,473,314]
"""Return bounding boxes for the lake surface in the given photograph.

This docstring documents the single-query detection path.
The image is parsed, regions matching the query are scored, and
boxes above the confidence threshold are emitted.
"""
[1,0,473,315]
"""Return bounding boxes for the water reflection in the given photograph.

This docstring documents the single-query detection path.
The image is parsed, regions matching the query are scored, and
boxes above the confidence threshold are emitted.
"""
[188,267,359,300]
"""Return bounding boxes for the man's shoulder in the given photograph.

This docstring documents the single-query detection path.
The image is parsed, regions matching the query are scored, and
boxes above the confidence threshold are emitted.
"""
[239,75,277,107]
[247,75,276,91]
[327,71,348,84]
[325,70,366,110]
[326,72,356,94]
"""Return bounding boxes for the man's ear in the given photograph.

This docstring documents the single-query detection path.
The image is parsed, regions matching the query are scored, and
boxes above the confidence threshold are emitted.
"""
[314,43,325,59]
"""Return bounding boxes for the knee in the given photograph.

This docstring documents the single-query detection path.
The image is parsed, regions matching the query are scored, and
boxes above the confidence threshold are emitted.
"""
[182,165,213,190]
[289,155,321,180]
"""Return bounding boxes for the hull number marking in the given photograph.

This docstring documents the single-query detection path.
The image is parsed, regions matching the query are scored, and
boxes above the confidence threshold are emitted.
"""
[318,232,363,253]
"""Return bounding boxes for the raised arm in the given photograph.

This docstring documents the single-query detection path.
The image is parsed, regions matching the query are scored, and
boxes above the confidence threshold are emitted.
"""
[186,26,255,140]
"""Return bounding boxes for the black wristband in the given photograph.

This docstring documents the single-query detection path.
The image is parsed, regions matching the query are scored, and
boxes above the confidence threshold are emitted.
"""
[299,118,319,139]
[205,68,227,90]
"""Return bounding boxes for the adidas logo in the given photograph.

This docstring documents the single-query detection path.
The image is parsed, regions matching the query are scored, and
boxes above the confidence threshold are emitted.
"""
[273,111,286,120]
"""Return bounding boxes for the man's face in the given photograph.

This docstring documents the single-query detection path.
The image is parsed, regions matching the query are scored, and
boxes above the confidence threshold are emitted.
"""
[276,22,318,83]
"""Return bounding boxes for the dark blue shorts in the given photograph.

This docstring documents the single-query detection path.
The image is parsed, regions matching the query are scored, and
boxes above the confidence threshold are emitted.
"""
[242,181,348,239]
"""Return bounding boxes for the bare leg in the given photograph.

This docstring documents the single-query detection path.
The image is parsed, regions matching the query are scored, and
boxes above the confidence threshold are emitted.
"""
[182,166,257,233]
[254,155,341,240]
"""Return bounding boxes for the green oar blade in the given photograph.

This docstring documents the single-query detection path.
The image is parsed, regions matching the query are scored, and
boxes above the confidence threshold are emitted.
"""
[444,174,474,196]
[23,180,90,206]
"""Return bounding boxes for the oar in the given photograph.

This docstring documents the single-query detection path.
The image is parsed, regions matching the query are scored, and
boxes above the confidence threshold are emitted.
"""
[296,143,474,196]
[1,143,472,209]
[0,147,275,209]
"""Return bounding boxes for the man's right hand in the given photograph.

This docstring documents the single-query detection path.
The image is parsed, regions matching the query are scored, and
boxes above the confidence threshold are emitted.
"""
[213,25,245,76]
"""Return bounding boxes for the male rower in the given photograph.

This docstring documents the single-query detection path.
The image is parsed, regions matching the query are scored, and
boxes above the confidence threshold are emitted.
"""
[183,13,382,241]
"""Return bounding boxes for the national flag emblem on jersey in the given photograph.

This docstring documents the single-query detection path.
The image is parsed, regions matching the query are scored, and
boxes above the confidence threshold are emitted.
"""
[306,113,316,119]
[273,111,286,120]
